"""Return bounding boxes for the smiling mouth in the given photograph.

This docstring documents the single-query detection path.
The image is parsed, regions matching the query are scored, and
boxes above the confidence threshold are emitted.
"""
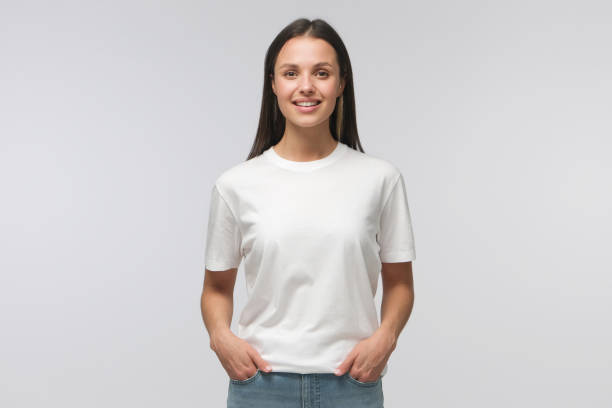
[293,101,321,106]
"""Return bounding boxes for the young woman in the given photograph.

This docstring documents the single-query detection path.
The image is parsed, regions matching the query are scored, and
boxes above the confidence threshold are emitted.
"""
[201,18,416,408]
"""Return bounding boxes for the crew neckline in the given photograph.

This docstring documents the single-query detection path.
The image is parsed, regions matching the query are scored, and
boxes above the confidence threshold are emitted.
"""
[263,141,348,172]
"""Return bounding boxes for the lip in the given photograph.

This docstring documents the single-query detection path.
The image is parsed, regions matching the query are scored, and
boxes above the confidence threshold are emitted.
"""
[293,100,321,113]
[293,98,321,103]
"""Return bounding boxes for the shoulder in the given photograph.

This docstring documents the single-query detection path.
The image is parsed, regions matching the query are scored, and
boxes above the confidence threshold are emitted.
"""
[344,144,403,185]
[212,152,267,196]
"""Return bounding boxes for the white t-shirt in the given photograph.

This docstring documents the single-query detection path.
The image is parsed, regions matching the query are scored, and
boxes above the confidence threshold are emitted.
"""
[204,141,416,377]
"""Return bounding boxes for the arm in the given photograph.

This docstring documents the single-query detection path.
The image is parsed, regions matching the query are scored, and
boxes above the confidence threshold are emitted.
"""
[200,268,238,351]
[377,261,415,347]
[335,261,414,379]
[201,268,273,378]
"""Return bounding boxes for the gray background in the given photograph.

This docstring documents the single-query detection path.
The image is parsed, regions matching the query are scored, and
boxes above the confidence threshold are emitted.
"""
[1,0,610,407]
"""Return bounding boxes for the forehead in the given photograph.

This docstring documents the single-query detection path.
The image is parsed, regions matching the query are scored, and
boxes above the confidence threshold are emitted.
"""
[275,36,338,69]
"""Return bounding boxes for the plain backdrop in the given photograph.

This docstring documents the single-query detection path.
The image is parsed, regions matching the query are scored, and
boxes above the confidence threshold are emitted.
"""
[1,1,610,407]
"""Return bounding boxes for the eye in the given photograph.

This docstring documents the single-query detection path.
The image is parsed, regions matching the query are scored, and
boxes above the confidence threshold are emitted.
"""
[282,70,329,78]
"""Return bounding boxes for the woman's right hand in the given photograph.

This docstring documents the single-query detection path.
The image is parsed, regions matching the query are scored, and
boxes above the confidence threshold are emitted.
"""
[210,328,272,380]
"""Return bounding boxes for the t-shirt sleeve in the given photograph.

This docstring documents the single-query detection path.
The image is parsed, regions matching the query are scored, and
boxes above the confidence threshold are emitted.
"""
[204,184,243,271]
[377,173,416,263]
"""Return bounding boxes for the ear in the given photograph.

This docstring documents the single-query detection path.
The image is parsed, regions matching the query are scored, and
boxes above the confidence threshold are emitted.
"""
[270,74,276,95]
[338,77,345,96]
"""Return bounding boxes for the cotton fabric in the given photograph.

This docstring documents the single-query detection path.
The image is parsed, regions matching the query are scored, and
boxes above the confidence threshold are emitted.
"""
[204,141,416,378]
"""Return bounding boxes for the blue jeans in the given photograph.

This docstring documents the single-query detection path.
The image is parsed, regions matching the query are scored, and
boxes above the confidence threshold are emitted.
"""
[227,369,384,408]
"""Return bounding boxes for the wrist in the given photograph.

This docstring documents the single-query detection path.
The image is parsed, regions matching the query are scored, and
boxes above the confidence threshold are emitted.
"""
[376,325,398,351]
[209,326,233,350]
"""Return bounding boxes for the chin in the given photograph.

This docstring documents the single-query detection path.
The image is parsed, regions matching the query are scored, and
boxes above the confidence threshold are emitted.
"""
[288,118,327,128]
[285,112,332,127]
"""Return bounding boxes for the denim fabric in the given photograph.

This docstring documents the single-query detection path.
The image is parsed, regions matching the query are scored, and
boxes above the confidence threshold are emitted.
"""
[227,369,384,408]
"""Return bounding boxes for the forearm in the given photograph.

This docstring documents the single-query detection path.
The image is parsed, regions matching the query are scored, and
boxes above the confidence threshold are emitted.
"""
[201,287,234,350]
[378,283,414,343]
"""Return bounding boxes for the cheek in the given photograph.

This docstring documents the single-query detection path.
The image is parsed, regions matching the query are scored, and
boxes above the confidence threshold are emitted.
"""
[321,84,340,99]
[278,93,295,108]
[275,82,293,98]
[322,86,340,104]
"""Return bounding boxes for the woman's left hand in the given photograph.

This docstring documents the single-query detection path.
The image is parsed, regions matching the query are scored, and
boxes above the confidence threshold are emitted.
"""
[334,328,397,382]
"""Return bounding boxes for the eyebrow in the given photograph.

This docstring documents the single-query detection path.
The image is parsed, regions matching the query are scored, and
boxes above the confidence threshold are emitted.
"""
[278,62,333,69]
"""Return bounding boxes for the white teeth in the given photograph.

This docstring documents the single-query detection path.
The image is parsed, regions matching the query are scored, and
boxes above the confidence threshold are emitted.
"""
[295,101,319,106]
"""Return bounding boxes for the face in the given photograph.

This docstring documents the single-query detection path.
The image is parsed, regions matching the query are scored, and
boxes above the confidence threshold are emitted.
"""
[271,36,345,130]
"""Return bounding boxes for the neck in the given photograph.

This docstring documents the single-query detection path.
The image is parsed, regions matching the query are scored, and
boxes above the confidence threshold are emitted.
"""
[274,121,338,162]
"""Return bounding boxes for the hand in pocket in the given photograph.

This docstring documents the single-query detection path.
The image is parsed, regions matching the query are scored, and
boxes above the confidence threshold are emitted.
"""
[210,329,272,380]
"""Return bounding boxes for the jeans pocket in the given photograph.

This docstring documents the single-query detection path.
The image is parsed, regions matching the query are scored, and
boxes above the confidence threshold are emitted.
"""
[345,372,381,387]
[229,369,260,385]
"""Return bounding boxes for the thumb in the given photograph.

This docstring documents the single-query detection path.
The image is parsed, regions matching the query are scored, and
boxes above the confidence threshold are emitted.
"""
[334,351,357,376]
[247,346,273,373]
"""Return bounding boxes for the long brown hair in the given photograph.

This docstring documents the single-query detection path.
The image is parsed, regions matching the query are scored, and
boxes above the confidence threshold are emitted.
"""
[246,18,365,160]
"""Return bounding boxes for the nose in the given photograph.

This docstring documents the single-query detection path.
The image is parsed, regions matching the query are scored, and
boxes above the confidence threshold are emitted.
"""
[298,76,315,94]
